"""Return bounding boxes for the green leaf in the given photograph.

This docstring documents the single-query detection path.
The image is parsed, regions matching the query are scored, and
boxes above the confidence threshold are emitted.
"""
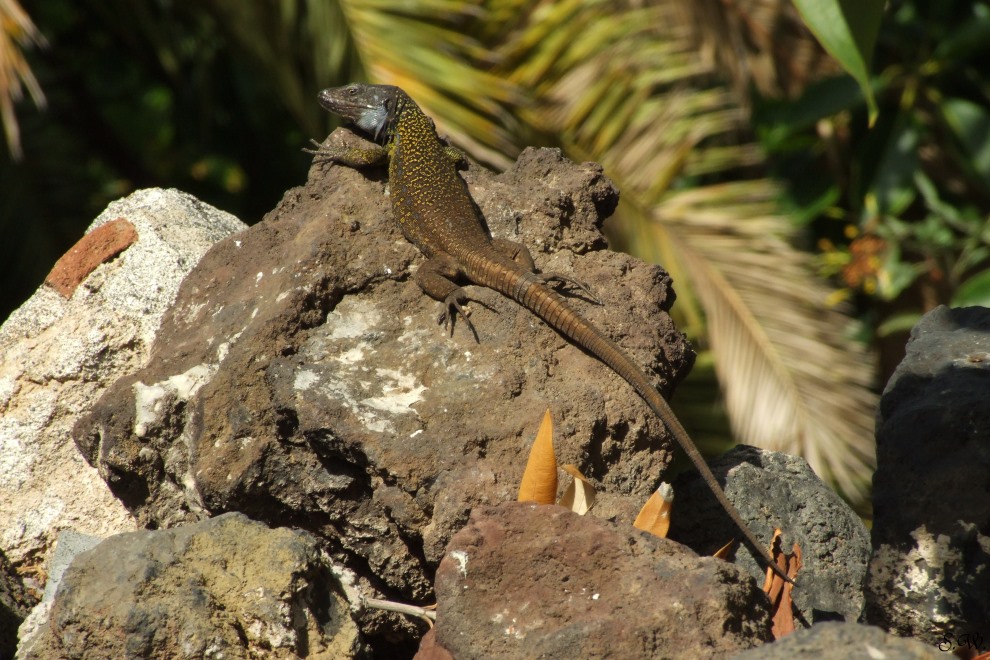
[870,117,920,217]
[756,76,864,144]
[941,97,990,187]
[876,312,922,338]
[913,171,962,224]
[878,245,922,301]
[793,0,884,126]
[932,3,990,62]
[952,269,990,308]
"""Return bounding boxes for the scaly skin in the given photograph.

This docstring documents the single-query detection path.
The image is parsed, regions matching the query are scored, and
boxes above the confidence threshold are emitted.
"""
[310,83,791,584]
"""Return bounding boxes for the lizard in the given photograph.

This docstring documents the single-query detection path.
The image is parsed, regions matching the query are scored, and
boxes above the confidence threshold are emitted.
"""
[307,82,791,584]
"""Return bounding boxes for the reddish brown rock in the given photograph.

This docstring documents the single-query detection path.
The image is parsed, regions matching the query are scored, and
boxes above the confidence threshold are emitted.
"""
[415,629,454,660]
[44,218,138,297]
[425,502,772,658]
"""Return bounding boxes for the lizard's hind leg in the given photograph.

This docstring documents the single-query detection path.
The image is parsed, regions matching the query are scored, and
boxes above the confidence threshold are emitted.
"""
[413,254,490,341]
[490,238,602,305]
[536,273,602,305]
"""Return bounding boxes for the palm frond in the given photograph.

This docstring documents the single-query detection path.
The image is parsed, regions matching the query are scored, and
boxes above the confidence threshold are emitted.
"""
[298,0,877,501]
[503,0,876,500]
[0,0,47,160]
[672,0,840,104]
[337,0,520,167]
[654,184,876,500]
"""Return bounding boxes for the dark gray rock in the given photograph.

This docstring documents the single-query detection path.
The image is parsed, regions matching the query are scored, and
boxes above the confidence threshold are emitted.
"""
[17,513,362,659]
[730,622,939,659]
[865,306,990,644]
[72,136,700,648]
[670,446,871,625]
[425,502,772,658]
[1,548,32,660]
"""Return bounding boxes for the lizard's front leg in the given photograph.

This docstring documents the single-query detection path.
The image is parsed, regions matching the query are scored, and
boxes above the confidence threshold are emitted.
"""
[491,238,601,304]
[304,139,389,168]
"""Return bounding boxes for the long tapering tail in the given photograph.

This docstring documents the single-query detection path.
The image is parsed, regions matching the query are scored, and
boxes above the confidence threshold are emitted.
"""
[503,270,791,583]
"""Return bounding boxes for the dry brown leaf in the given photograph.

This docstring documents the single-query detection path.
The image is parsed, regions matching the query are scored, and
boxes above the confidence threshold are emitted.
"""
[517,409,557,504]
[559,464,596,514]
[633,483,674,538]
[761,528,802,640]
[713,538,737,561]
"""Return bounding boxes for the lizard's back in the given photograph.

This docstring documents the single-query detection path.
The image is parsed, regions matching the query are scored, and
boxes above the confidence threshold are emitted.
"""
[390,99,491,259]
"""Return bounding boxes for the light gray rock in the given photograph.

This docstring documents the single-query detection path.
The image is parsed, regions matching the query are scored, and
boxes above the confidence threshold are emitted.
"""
[0,189,245,586]
[730,622,939,659]
[670,446,871,625]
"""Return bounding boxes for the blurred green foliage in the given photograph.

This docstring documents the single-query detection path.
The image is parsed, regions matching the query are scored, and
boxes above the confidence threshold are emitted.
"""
[792,0,884,124]
[1,1,322,318]
[755,0,990,358]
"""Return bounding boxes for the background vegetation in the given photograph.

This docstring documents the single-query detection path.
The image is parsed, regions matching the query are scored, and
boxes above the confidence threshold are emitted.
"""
[4,0,989,513]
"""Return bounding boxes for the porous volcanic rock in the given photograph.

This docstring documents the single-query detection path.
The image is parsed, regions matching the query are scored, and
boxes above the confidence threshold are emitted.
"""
[729,621,939,659]
[671,446,871,625]
[17,513,362,659]
[424,502,772,658]
[70,131,793,649]
[865,306,990,644]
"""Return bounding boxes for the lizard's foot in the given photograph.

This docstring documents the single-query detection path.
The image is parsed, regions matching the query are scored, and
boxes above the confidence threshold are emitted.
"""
[442,145,468,168]
[303,139,388,167]
[538,273,603,305]
[438,293,480,342]
[302,138,327,156]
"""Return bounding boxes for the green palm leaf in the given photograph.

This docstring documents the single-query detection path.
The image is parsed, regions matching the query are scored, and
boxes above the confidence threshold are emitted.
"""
[337,0,521,167]
[506,1,876,500]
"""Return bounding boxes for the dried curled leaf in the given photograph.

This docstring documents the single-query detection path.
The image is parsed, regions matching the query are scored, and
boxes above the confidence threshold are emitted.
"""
[762,528,802,640]
[517,409,557,504]
[559,464,596,514]
[633,483,674,538]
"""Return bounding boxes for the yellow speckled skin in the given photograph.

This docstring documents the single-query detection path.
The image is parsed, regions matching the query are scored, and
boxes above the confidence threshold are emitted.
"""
[388,98,490,257]
[312,83,790,583]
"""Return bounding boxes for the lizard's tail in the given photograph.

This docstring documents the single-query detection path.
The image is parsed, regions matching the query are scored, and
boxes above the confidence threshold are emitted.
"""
[503,272,792,584]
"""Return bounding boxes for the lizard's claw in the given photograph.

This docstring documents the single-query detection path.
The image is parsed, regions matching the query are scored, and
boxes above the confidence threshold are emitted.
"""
[439,294,479,342]
[539,273,603,305]
[302,138,326,155]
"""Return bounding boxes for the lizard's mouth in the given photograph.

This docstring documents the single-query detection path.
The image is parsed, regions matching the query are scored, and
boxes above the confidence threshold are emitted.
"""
[317,90,353,114]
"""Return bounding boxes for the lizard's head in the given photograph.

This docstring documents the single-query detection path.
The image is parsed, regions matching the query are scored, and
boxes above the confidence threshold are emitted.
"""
[317,83,403,142]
